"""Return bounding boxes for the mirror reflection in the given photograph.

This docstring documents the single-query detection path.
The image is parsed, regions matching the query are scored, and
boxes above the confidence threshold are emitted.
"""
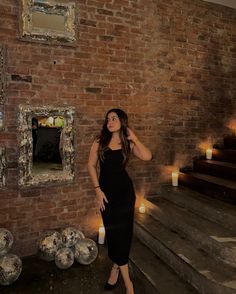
[18,105,75,186]
[32,12,65,32]
[32,116,65,175]
[19,0,77,45]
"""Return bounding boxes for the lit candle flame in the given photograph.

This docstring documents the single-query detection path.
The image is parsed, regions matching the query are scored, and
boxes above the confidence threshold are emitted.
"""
[172,171,179,186]
[206,148,212,160]
[139,203,146,214]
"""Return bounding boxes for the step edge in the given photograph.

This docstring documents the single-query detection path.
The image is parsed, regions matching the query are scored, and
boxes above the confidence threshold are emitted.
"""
[130,239,197,294]
[142,200,236,268]
[135,216,236,280]
[156,186,236,232]
[134,214,236,281]
[134,223,236,294]
[180,171,236,188]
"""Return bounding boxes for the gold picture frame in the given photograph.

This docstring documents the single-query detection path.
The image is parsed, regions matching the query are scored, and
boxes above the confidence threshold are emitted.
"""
[19,0,77,46]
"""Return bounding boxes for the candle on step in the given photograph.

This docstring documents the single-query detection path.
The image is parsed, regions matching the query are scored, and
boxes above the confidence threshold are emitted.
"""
[206,148,212,160]
[172,171,179,186]
[139,203,146,214]
[98,224,105,245]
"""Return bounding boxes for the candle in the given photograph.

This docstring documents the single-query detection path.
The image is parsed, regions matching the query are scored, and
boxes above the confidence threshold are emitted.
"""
[206,148,212,160]
[139,203,146,214]
[172,171,179,186]
[98,224,105,245]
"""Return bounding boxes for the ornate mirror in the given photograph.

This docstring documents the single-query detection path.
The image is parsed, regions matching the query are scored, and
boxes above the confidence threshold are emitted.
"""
[18,105,75,186]
[0,147,6,188]
[0,44,6,131]
[19,0,77,46]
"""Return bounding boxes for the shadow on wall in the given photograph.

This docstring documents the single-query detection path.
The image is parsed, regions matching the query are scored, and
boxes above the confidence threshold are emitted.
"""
[157,39,235,170]
[195,40,236,139]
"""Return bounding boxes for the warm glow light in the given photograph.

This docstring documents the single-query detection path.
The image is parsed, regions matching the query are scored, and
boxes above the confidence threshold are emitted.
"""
[198,137,214,154]
[206,148,212,160]
[227,118,236,136]
[139,203,146,214]
[172,171,179,186]
[98,224,105,245]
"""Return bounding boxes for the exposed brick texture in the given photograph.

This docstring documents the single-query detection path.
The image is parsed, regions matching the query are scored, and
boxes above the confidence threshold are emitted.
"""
[0,0,236,256]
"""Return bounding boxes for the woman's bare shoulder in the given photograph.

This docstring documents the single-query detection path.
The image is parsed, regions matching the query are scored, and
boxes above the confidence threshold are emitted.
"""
[91,139,99,150]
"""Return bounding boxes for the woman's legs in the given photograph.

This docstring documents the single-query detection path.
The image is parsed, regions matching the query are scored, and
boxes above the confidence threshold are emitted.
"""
[107,263,119,285]
[106,263,134,293]
[119,263,134,294]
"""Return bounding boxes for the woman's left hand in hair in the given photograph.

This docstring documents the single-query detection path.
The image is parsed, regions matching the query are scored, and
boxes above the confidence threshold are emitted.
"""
[127,128,139,144]
[127,128,152,161]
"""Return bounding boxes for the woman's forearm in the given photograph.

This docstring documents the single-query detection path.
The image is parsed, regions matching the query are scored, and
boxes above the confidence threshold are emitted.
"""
[87,164,99,188]
[132,138,152,161]
[127,127,152,161]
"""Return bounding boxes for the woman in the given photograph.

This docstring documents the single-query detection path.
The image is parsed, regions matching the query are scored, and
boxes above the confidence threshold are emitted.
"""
[87,109,152,294]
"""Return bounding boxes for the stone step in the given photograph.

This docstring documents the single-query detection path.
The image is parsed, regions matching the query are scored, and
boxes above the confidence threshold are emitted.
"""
[179,171,236,205]
[143,196,236,267]
[193,159,236,181]
[130,238,198,294]
[224,137,236,149]
[213,148,236,164]
[157,185,236,232]
[135,212,236,294]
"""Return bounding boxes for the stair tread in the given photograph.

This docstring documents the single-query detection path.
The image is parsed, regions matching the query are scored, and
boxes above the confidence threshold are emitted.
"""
[160,185,236,211]
[184,171,236,189]
[212,150,236,165]
[155,185,236,231]
[216,148,236,152]
[195,159,236,169]
[146,197,236,248]
[130,238,198,294]
[135,212,236,288]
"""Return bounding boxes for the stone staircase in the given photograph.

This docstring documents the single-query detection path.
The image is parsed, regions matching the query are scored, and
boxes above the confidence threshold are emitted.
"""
[130,136,236,294]
[179,136,236,205]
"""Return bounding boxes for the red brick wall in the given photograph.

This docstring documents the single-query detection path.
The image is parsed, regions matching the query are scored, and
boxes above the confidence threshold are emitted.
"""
[0,0,236,256]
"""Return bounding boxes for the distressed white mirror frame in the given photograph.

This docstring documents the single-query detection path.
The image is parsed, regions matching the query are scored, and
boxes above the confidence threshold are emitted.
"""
[0,44,6,105]
[18,105,75,186]
[0,44,6,131]
[19,0,77,46]
[0,147,6,188]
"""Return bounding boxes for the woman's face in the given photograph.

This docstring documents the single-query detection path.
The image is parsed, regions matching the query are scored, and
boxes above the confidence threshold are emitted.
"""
[107,112,121,133]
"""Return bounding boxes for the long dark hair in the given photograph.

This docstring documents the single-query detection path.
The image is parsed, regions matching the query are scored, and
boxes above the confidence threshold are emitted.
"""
[98,108,131,165]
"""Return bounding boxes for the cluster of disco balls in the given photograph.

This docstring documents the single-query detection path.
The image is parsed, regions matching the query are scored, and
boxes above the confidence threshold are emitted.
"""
[0,228,22,286]
[38,227,98,270]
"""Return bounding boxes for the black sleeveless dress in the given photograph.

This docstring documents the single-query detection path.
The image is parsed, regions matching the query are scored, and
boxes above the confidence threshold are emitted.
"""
[99,147,135,266]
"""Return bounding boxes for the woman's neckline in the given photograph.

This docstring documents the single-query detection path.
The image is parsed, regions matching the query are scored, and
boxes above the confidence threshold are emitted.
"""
[108,147,122,151]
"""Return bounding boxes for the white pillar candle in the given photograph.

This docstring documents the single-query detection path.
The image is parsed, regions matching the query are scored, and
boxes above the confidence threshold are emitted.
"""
[139,203,146,214]
[206,148,212,160]
[172,171,179,186]
[98,224,105,245]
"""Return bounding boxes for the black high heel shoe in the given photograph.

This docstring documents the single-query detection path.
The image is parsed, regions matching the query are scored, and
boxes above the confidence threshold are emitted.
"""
[104,266,120,291]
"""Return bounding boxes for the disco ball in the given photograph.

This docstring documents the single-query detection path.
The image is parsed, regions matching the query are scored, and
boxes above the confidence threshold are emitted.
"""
[38,230,62,261]
[0,228,14,256]
[55,247,74,270]
[61,227,85,248]
[74,238,98,265]
[0,254,22,286]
